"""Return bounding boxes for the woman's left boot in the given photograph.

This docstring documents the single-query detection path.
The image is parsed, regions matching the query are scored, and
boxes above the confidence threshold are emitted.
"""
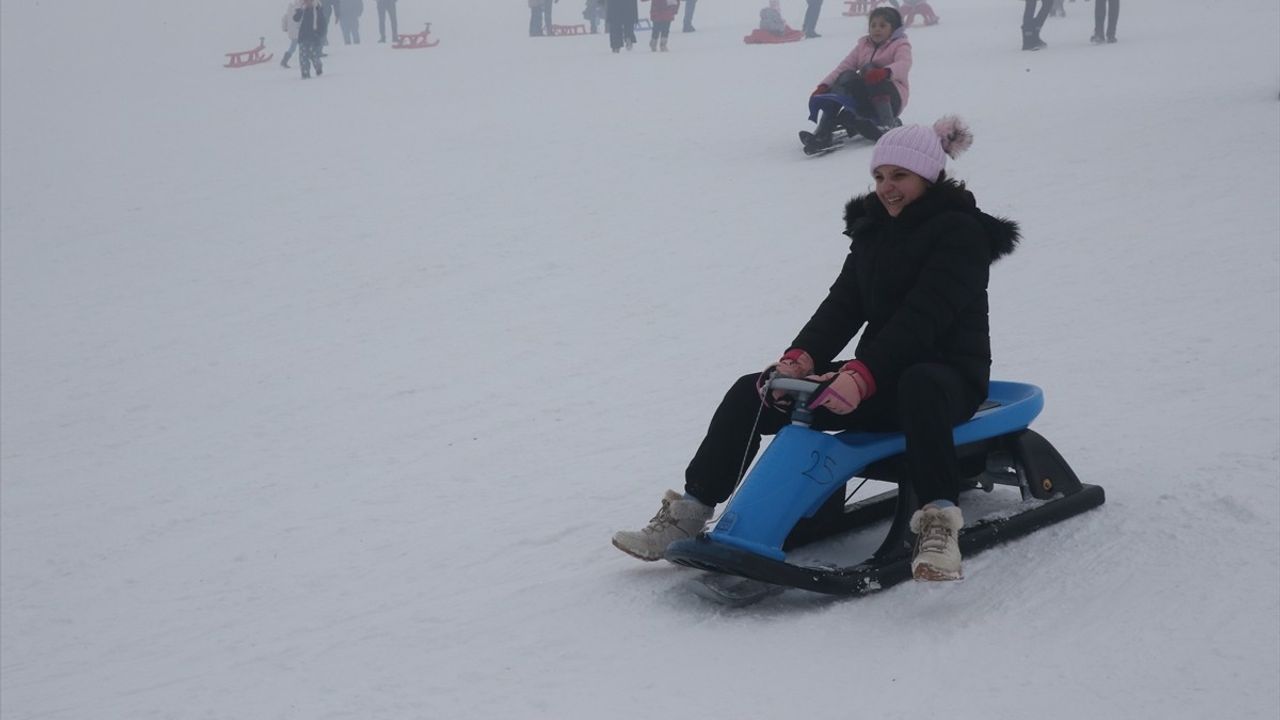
[612,490,713,561]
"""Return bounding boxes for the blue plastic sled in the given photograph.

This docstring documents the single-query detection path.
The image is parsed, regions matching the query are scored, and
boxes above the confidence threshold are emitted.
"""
[665,380,1106,600]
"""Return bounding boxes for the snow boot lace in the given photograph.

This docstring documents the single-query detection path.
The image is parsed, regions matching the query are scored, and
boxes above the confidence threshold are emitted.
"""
[910,505,964,581]
[612,490,713,561]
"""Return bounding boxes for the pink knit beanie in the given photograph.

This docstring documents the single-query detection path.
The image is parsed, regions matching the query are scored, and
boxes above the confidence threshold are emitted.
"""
[869,116,974,182]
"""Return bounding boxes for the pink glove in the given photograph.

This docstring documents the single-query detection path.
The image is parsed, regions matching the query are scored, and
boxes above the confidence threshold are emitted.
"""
[756,348,815,406]
[807,369,869,415]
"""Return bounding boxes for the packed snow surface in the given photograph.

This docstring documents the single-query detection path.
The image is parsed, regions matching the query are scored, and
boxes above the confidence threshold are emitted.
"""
[2,0,1278,718]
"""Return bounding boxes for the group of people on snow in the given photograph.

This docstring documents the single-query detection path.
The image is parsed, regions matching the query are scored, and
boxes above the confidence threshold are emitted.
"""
[279,0,400,78]
[611,0,1121,585]
[1022,0,1121,50]
[267,0,1117,585]
[612,3,1022,585]
[532,0,700,46]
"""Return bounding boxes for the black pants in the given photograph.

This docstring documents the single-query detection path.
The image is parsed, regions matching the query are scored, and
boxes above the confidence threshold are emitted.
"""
[299,40,323,77]
[377,1,398,41]
[836,76,902,118]
[609,18,636,49]
[685,363,983,508]
[1022,0,1053,31]
[803,0,824,35]
[815,77,901,136]
[682,0,697,30]
[1094,0,1119,38]
[651,20,671,42]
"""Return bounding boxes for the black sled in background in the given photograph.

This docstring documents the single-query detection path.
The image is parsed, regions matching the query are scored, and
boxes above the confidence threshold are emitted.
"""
[799,128,869,157]
[666,378,1106,606]
[799,93,901,157]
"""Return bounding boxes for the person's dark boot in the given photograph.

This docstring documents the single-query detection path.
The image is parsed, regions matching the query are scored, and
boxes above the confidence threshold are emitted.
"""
[813,109,841,142]
[871,96,901,132]
[1021,27,1047,50]
[799,130,835,154]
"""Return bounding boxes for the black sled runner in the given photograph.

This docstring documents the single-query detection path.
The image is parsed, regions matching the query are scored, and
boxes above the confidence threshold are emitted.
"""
[666,379,1106,606]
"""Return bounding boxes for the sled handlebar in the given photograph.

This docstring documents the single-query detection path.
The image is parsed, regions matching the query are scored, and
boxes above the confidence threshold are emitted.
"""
[763,377,823,427]
[764,377,821,396]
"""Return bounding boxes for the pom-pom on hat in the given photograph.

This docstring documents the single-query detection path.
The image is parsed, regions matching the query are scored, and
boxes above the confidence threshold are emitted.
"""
[869,115,973,182]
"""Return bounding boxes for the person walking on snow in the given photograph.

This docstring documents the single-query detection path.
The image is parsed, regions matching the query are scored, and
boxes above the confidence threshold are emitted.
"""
[319,0,340,51]
[682,0,697,31]
[338,0,363,43]
[294,0,331,78]
[1091,0,1119,43]
[802,6,911,153]
[613,117,1020,583]
[584,0,606,33]
[376,0,398,42]
[1021,0,1052,50]
[606,0,639,51]
[802,0,824,38]
[643,0,679,51]
[280,0,303,67]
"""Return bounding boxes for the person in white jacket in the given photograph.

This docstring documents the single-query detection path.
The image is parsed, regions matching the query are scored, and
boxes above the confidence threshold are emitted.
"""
[280,0,303,68]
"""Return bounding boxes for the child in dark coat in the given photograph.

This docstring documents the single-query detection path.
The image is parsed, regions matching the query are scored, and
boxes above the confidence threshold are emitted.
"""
[294,0,330,78]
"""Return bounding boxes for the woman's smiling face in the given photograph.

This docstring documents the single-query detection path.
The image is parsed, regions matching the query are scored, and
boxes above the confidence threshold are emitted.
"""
[873,164,929,217]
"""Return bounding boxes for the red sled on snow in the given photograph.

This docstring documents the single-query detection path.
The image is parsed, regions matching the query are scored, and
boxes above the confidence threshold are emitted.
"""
[548,24,588,35]
[393,23,440,49]
[744,27,804,44]
[223,37,273,68]
[843,0,887,17]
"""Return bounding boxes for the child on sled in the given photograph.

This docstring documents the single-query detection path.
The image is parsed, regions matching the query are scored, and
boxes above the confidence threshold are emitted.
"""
[759,0,788,35]
[800,5,912,154]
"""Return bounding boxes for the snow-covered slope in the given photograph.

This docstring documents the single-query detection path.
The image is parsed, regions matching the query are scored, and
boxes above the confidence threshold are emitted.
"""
[3,0,1278,718]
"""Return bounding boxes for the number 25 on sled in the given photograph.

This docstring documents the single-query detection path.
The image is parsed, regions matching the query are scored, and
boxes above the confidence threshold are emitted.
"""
[664,378,1106,605]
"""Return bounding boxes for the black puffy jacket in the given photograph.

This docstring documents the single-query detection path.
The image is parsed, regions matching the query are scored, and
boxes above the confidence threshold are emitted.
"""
[790,179,1020,399]
[294,5,331,42]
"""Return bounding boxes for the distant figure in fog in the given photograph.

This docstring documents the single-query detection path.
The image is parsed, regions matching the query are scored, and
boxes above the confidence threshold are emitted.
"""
[901,0,938,27]
[294,0,331,78]
[1091,0,1119,43]
[759,0,787,35]
[643,0,679,51]
[530,0,557,36]
[319,0,341,51]
[606,0,639,51]
[682,0,697,31]
[281,0,303,68]
[1021,0,1051,50]
[802,0,823,38]
[584,0,606,32]
[338,0,363,43]
[376,0,399,42]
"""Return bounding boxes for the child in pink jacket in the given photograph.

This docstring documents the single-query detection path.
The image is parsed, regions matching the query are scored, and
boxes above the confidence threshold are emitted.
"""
[800,6,912,153]
[643,0,680,51]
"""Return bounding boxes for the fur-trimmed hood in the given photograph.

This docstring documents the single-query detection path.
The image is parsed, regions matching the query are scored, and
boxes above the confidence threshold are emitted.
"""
[842,178,1020,263]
